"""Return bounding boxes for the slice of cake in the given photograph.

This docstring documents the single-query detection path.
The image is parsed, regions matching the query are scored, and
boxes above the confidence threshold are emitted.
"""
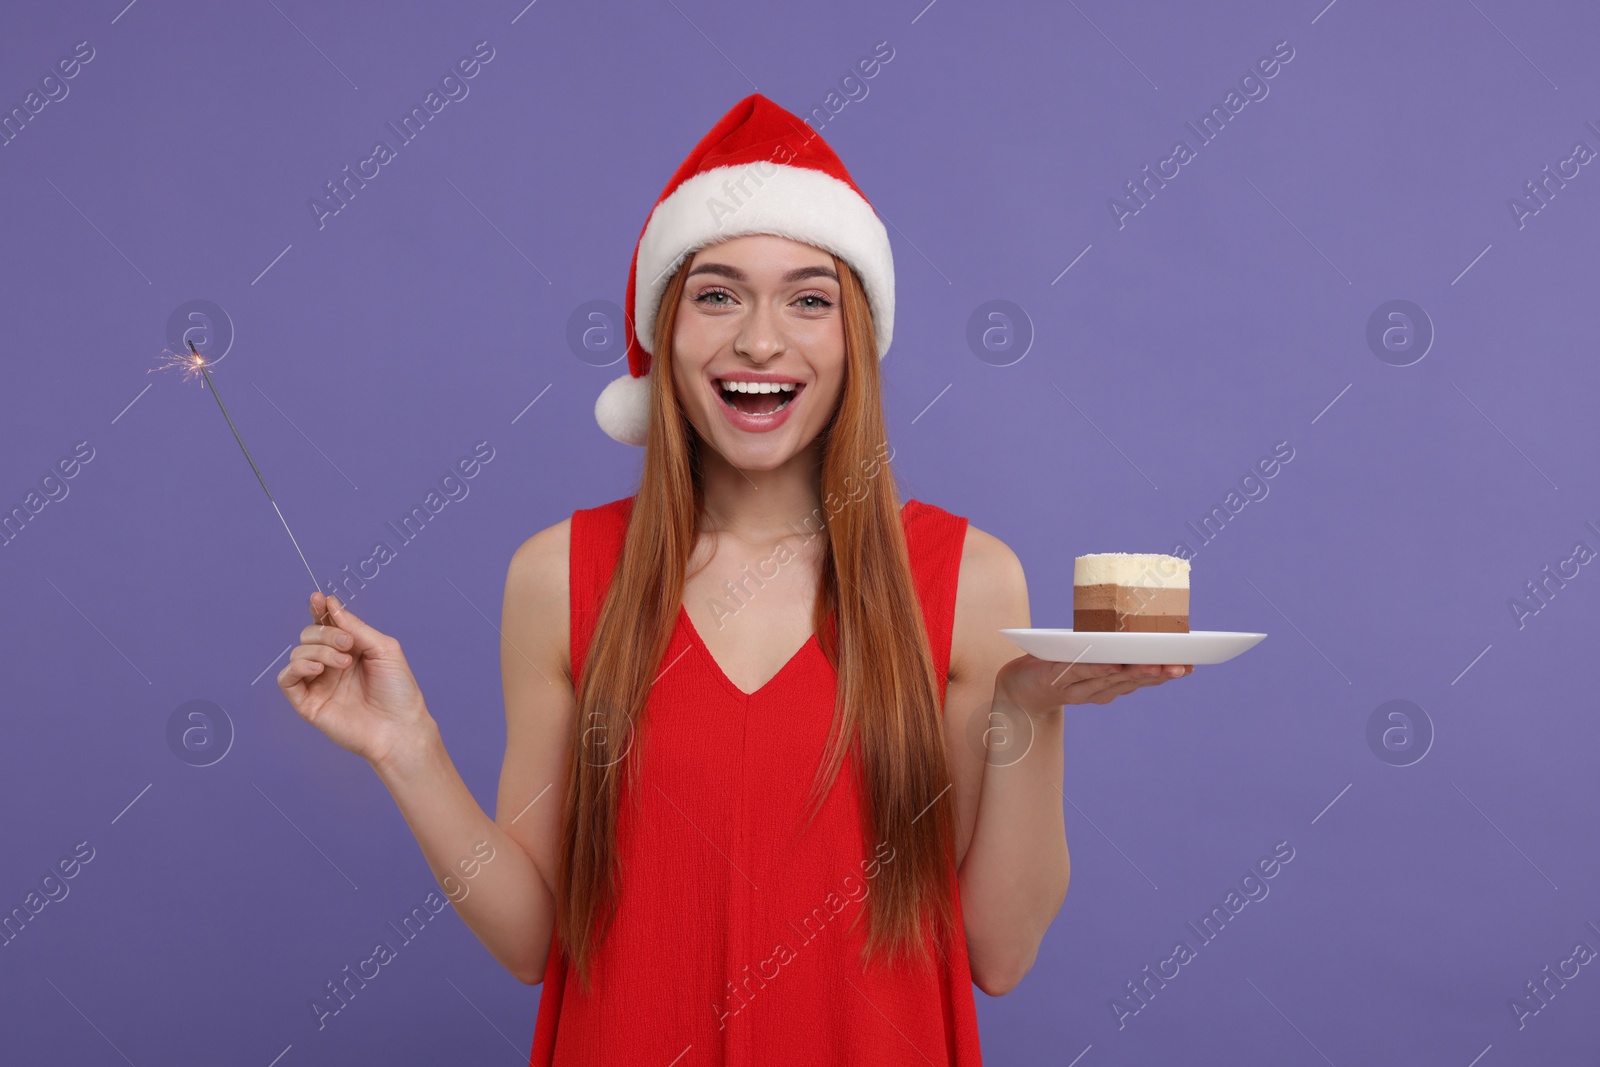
[1073,553,1190,633]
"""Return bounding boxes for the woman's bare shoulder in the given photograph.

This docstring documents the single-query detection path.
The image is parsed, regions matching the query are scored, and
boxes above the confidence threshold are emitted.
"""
[507,517,572,583]
[507,514,571,589]
[956,523,1027,606]
[504,517,573,677]
[950,522,1029,683]
[504,496,629,663]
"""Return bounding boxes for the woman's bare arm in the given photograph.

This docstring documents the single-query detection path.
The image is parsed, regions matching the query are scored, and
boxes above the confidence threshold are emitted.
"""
[942,526,1070,998]
[491,517,577,976]
[943,524,1188,997]
[370,519,574,984]
[280,520,575,986]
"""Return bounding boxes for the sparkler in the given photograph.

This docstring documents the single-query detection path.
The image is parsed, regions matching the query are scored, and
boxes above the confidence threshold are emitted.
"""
[154,340,328,623]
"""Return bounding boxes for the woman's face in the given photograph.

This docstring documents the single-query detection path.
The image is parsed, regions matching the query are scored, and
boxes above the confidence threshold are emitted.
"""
[670,234,845,471]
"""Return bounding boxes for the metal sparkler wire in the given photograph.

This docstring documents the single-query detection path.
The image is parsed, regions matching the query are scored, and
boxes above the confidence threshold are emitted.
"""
[175,339,327,617]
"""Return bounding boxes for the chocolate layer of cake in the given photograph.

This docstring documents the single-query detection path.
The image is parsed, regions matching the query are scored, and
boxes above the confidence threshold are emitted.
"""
[1073,553,1190,633]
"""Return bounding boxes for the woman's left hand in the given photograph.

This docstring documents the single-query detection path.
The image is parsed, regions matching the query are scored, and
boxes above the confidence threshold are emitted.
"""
[997,654,1192,714]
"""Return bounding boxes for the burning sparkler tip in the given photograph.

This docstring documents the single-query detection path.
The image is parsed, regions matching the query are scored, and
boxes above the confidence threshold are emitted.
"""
[151,339,210,384]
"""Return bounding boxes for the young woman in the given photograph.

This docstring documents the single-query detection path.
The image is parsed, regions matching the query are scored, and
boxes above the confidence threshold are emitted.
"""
[277,95,1190,1064]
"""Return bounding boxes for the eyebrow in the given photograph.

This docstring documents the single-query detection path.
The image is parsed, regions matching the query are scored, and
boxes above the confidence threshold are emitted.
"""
[683,262,839,284]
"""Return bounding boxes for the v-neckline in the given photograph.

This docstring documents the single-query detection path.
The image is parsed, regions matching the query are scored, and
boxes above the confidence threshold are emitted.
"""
[671,500,913,699]
[676,603,825,700]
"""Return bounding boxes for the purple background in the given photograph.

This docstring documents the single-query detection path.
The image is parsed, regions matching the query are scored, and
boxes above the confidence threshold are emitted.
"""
[3,0,1597,1063]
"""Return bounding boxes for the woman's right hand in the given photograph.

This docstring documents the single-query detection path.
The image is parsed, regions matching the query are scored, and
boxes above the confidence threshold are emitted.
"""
[277,591,432,769]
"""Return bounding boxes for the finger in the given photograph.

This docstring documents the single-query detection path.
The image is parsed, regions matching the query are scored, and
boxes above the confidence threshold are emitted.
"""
[311,590,333,626]
[277,655,326,699]
[1062,672,1130,704]
[1053,662,1121,686]
[323,595,391,655]
[1091,679,1143,704]
[300,622,354,650]
[1043,662,1134,703]
[1045,660,1110,686]
[291,643,353,670]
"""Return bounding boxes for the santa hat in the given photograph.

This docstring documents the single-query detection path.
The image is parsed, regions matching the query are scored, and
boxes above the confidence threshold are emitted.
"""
[594,93,895,446]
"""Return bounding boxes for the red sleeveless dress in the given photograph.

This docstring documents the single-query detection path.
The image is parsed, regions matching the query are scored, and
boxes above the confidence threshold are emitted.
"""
[528,494,983,1066]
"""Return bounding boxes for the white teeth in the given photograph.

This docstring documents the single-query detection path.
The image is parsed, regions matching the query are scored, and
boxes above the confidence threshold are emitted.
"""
[718,380,797,393]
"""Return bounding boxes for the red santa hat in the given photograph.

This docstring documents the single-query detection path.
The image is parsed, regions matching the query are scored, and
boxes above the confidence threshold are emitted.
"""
[594,93,896,446]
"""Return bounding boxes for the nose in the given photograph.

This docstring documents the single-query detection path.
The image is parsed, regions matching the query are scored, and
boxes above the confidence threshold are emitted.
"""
[733,298,786,362]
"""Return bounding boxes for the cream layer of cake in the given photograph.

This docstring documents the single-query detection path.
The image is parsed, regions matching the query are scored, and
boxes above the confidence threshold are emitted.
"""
[1073,552,1190,633]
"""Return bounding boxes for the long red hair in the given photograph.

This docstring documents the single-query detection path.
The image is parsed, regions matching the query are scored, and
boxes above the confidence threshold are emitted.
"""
[556,252,957,993]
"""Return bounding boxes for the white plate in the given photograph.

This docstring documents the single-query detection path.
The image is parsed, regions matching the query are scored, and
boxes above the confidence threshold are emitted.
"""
[998,629,1267,665]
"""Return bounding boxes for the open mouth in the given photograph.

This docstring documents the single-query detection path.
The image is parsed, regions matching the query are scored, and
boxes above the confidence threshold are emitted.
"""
[714,378,803,417]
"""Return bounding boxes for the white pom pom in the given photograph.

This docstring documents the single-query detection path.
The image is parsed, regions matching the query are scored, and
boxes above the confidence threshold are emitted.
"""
[595,370,651,447]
